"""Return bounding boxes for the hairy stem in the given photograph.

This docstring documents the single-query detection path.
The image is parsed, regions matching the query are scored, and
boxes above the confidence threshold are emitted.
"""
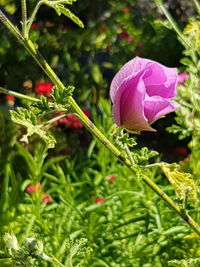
[0,86,40,102]
[1,10,200,236]
[192,0,200,14]
[21,0,28,38]
[154,0,198,64]
[27,0,44,34]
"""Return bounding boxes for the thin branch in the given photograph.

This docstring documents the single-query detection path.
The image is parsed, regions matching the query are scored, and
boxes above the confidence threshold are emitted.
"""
[21,0,28,38]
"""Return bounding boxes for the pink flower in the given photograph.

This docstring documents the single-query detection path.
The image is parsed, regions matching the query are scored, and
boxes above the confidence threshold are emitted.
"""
[26,183,42,194]
[108,175,116,183]
[42,192,52,203]
[127,36,135,43]
[177,73,189,85]
[110,57,179,131]
[95,198,105,204]
[6,95,15,101]
[34,81,54,96]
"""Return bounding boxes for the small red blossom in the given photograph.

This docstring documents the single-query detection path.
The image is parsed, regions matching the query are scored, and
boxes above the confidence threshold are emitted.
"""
[137,42,144,48]
[34,81,54,96]
[42,192,52,203]
[31,23,40,30]
[95,198,105,204]
[118,31,129,39]
[54,110,90,129]
[6,95,15,101]
[173,147,189,156]
[108,175,116,183]
[26,183,42,194]
[123,7,131,13]
[127,36,135,43]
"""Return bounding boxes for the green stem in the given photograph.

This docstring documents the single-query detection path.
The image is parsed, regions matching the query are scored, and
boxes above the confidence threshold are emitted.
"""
[124,144,135,166]
[27,0,44,34]
[192,0,200,15]
[1,11,200,236]
[155,1,198,63]
[41,113,67,127]
[21,0,28,38]
[0,86,40,102]
[51,256,66,267]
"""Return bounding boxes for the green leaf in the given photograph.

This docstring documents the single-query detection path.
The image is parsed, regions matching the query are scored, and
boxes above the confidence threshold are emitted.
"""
[161,163,198,203]
[91,64,103,84]
[10,108,56,149]
[51,85,74,106]
[46,2,84,28]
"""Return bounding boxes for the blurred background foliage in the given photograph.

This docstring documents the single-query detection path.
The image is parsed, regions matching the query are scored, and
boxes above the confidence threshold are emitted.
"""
[0,0,200,266]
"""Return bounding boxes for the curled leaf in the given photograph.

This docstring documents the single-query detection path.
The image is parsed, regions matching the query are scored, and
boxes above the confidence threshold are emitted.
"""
[161,163,197,203]
[10,108,56,149]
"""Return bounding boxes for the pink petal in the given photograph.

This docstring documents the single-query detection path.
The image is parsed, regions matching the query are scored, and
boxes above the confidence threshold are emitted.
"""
[144,95,180,123]
[112,69,155,131]
[143,63,178,98]
[110,57,177,101]
[110,57,150,102]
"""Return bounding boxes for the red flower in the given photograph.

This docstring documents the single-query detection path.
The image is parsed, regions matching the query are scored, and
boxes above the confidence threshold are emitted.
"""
[42,192,52,203]
[137,42,144,48]
[26,183,42,194]
[172,147,188,156]
[123,7,131,13]
[108,175,116,183]
[31,23,40,30]
[54,110,90,129]
[118,31,129,39]
[34,81,54,96]
[6,95,15,101]
[127,36,135,43]
[95,198,105,204]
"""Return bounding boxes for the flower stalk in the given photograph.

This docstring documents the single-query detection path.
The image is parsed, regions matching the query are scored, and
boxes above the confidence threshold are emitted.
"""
[21,0,28,39]
[1,9,200,236]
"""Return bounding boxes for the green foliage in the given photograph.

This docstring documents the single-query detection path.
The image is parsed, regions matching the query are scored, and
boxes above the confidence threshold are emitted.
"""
[161,163,197,203]
[10,107,56,148]
[168,258,200,267]
[51,85,74,107]
[44,1,84,29]
[0,1,200,266]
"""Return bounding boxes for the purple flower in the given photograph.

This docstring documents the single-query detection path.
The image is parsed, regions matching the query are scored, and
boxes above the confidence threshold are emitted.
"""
[110,57,179,131]
[177,72,189,85]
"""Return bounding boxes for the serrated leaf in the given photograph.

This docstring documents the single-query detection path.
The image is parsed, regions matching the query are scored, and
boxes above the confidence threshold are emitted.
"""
[168,258,200,267]
[58,6,84,28]
[51,85,74,106]
[161,163,197,202]
[10,108,56,149]
[47,2,84,28]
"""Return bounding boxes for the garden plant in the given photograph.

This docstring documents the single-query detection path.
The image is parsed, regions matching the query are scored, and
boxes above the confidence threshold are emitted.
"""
[0,0,200,266]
